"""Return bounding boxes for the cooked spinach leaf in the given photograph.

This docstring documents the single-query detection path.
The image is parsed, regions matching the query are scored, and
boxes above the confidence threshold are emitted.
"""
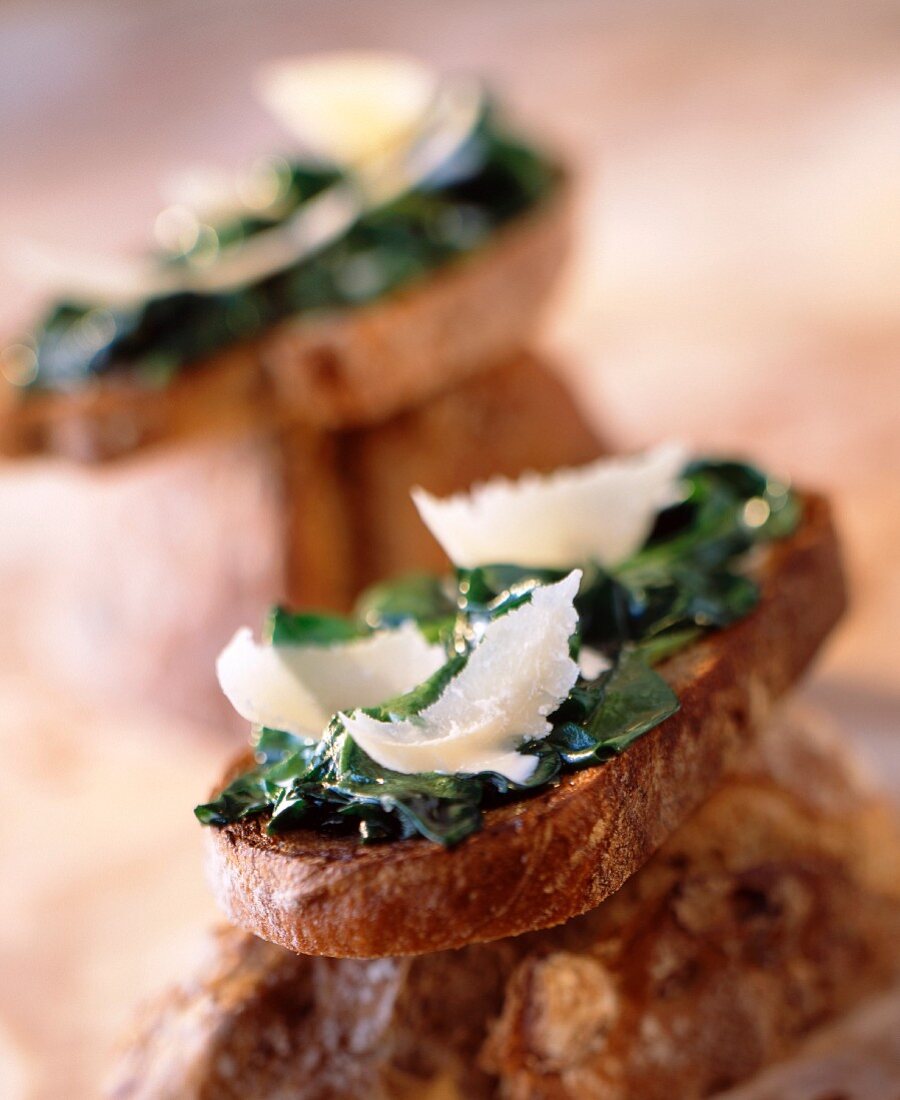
[197,646,676,846]
[354,573,456,643]
[550,648,679,765]
[265,606,365,647]
[24,105,556,392]
[196,458,799,846]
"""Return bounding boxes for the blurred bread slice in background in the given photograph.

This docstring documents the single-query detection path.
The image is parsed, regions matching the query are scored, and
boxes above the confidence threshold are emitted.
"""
[0,168,571,463]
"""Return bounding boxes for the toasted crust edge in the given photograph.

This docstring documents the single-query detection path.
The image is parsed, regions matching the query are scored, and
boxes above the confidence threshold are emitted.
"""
[205,493,846,958]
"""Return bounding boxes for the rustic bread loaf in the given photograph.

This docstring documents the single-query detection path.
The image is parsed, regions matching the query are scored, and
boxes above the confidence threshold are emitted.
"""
[107,704,900,1099]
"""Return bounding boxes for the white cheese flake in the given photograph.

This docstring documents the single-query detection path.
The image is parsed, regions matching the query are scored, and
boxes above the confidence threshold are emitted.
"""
[342,571,582,783]
[412,443,687,570]
[14,55,482,306]
[216,622,445,737]
[578,646,613,680]
[257,52,438,167]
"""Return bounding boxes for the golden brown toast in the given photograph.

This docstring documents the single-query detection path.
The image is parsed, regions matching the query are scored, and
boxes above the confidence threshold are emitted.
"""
[108,705,900,1099]
[204,494,847,955]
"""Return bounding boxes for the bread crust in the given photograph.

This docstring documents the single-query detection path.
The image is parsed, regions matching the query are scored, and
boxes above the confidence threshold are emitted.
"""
[0,344,273,463]
[0,181,571,462]
[204,493,847,957]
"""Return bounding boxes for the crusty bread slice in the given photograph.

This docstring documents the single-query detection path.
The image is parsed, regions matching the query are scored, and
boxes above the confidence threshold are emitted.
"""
[0,343,272,464]
[204,494,847,956]
[0,183,571,463]
[109,704,900,1099]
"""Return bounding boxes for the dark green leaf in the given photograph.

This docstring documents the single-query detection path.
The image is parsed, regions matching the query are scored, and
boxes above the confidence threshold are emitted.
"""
[548,648,678,766]
[266,606,363,647]
[196,456,796,848]
[635,627,704,666]
[194,768,277,826]
[252,726,311,764]
[579,649,679,755]
[354,572,456,643]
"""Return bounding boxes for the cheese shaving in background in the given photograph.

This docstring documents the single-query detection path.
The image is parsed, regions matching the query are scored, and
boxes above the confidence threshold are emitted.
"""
[578,646,613,680]
[11,55,457,305]
[6,236,169,306]
[257,52,438,167]
[342,571,582,783]
[412,443,688,570]
[217,622,445,737]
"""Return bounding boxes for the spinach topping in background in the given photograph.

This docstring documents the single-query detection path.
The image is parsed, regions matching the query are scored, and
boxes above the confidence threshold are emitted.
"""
[24,106,555,392]
[196,460,798,846]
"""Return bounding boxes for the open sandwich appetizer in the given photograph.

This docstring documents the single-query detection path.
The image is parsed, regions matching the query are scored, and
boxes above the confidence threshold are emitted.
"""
[197,445,846,956]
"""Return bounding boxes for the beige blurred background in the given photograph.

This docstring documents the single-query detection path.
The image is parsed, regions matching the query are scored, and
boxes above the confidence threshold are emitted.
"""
[0,0,898,1096]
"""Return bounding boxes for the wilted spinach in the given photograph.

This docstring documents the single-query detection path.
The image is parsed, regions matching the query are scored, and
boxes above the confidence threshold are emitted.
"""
[25,106,556,391]
[196,458,798,846]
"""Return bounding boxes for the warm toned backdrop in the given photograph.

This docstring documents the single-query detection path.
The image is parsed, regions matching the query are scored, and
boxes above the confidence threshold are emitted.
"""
[1,1,898,1096]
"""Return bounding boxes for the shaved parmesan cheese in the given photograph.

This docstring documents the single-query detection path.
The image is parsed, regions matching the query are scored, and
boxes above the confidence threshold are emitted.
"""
[7,236,177,305]
[217,622,445,737]
[257,52,438,167]
[10,185,360,305]
[343,571,581,782]
[412,444,687,570]
[578,646,613,680]
[160,168,248,227]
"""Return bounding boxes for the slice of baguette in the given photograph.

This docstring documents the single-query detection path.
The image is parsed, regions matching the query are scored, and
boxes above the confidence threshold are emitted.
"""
[204,493,847,957]
[0,182,571,463]
[109,704,900,1099]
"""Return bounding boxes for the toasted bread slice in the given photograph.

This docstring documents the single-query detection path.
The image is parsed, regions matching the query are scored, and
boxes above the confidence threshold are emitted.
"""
[109,705,900,1099]
[0,183,570,463]
[204,494,846,956]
